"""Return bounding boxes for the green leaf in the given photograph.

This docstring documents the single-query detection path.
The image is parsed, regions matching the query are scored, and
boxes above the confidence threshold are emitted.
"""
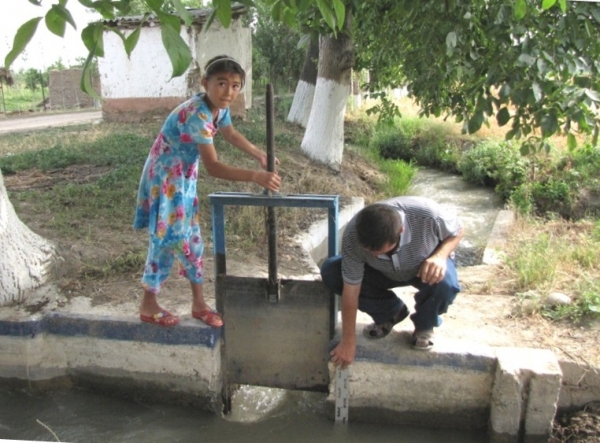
[4,17,42,69]
[541,0,556,10]
[514,0,526,19]
[160,21,192,78]
[81,23,105,57]
[171,0,193,26]
[558,0,567,12]
[446,31,457,56]
[28,0,42,4]
[532,82,542,102]
[506,128,518,141]
[124,27,142,57]
[468,112,484,134]
[213,0,232,28]
[497,107,510,126]
[584,88,600,103]
[316,0,336,31]
[592,8,600,24]
[80,45,100,99]
[540,113,558,138]
[519,143,530,156]
[45,5,71,37]
[332,0,345,30]
[567,133,577,151]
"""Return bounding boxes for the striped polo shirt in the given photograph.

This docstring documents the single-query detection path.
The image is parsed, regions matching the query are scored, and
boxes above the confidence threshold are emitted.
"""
[341,196,462,285]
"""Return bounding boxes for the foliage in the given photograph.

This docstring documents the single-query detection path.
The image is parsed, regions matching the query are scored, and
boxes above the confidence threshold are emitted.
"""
[352,0,600,150]
[250,3,305,93]
[459,141,529,200]
[367,118,463,172]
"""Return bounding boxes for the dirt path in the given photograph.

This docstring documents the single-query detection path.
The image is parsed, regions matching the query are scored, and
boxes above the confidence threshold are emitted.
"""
[0,110,102,134]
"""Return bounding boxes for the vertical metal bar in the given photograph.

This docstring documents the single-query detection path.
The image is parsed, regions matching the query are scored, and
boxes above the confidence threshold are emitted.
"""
[266,84,279,302]
[210,199,231,414]
[328,198,339,338]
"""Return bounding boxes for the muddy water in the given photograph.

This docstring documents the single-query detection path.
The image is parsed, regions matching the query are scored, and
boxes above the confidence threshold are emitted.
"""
[0,386,486,443]
[408,168,503,266]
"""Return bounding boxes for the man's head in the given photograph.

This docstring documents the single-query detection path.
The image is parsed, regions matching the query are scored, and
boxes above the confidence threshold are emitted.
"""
[355,203,403,255]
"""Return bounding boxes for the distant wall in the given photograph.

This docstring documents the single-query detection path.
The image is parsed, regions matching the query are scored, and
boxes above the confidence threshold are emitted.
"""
[99,19,250,123]
[48,69,100,110]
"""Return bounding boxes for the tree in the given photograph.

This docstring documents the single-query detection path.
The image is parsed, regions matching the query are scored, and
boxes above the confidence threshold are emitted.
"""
[287,35,319,128]
[0,173,58,305]
[352,0,600,150]
[251,2,305,93]
[300,28,353,169]
[0,68,14,115]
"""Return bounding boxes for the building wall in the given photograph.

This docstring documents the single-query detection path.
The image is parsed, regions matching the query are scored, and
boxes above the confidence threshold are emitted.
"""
[48,69,100,110]
[99,19,251,123]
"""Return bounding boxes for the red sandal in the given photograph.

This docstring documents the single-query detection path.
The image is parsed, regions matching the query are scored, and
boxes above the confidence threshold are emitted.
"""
[140,310,180,327]
[192,309,223,328]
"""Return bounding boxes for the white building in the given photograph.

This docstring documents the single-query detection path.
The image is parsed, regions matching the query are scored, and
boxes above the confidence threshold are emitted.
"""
[98,5,252,123]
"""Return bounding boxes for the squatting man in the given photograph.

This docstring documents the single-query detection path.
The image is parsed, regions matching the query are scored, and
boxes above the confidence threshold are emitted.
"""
[321,196,464,368]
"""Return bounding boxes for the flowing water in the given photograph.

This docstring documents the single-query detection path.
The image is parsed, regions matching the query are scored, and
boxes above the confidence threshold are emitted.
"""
[408,168,504,266]
[1,170,501,443]
[0,386,486,443]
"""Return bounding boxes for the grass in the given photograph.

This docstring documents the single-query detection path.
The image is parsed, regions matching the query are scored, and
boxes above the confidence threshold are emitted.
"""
[0,84,46,114]
[507,217,600,323]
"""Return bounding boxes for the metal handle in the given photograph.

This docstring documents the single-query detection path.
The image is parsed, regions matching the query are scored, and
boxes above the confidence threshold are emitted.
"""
[265,84,279,302]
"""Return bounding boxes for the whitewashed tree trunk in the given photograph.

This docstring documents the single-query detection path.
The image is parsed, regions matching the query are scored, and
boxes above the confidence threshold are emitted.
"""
[287,35,319,128]
[301,24,354,170]
[0,171,57,305]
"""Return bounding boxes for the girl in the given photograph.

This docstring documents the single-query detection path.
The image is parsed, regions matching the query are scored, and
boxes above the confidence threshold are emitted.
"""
[133,55,281,327]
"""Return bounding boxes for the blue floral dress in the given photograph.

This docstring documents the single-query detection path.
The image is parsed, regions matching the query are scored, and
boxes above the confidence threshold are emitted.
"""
[133,93,231,290]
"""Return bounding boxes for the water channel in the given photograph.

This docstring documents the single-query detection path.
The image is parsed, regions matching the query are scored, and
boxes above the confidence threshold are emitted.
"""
[0,386,486,442]
[1,169,502,443]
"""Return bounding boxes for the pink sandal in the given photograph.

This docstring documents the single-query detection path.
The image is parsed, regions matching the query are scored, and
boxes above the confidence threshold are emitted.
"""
[192,309,223,328]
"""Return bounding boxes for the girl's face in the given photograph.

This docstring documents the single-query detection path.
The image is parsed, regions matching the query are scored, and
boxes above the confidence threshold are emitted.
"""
[201,72,243,110]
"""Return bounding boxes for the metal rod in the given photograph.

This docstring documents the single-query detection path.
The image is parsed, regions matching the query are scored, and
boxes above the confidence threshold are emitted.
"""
[266,84,279,302]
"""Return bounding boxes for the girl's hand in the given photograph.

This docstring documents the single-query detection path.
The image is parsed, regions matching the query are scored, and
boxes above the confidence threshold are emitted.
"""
[255,171,281,192]
[258,152,280,171]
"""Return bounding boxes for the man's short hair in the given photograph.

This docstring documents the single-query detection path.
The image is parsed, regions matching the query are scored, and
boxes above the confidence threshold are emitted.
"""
[355,203,403,251]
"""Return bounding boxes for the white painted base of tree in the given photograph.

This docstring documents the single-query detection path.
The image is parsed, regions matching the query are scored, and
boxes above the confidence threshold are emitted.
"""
[287,80,315,128]
[301,78,348,170]
[0,172,57,305]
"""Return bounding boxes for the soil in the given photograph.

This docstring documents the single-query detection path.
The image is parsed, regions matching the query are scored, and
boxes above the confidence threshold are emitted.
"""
[2,112,599,441]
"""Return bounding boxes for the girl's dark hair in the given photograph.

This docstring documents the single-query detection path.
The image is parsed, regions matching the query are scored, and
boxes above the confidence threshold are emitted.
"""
[203,55,246,87]
[355,204,403,251]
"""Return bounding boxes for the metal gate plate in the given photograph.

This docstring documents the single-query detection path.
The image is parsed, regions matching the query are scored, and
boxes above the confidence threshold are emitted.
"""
[220,275,332,392]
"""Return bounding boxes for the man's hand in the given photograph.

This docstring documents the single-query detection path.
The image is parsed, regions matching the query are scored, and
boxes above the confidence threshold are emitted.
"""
[417,254,447,285]
[330,340,356,369]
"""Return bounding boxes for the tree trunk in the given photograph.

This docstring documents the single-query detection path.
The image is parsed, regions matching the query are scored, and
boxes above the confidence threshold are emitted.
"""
[0,171,57,305]
[300,22,354,170]
[287,35,319,128]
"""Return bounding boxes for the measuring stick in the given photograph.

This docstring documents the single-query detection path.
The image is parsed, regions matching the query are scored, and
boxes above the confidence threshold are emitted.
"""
[335,367,349,424]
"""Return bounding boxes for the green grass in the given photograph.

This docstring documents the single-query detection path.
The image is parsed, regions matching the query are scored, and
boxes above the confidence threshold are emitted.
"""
[1,84,46,113]
[507,218,600,323]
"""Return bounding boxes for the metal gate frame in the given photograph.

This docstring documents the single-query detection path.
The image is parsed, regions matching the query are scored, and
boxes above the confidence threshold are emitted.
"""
[209,191,339,412]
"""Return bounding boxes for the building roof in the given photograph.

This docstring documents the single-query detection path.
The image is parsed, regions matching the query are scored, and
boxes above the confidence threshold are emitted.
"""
[102,3,246,29]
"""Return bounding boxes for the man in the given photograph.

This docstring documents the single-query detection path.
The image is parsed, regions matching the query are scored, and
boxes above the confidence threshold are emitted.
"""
[321,196,463,368]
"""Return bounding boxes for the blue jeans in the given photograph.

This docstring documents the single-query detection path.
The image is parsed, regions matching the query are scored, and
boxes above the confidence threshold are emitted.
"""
[320,256,460,331]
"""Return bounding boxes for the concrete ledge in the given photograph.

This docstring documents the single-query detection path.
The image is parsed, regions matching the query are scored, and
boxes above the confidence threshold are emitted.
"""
[0,313,222,411]
[490,348,561,442]
[483,210,515,265]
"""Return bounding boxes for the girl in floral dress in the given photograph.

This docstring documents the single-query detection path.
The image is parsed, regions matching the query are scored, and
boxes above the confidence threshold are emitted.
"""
[133,55,281,327]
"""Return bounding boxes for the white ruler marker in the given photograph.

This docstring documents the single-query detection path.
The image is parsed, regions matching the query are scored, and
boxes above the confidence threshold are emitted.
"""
[335,367,349,424]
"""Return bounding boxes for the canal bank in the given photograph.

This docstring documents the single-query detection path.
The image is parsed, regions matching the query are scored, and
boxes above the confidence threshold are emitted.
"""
[1,200,599,443]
